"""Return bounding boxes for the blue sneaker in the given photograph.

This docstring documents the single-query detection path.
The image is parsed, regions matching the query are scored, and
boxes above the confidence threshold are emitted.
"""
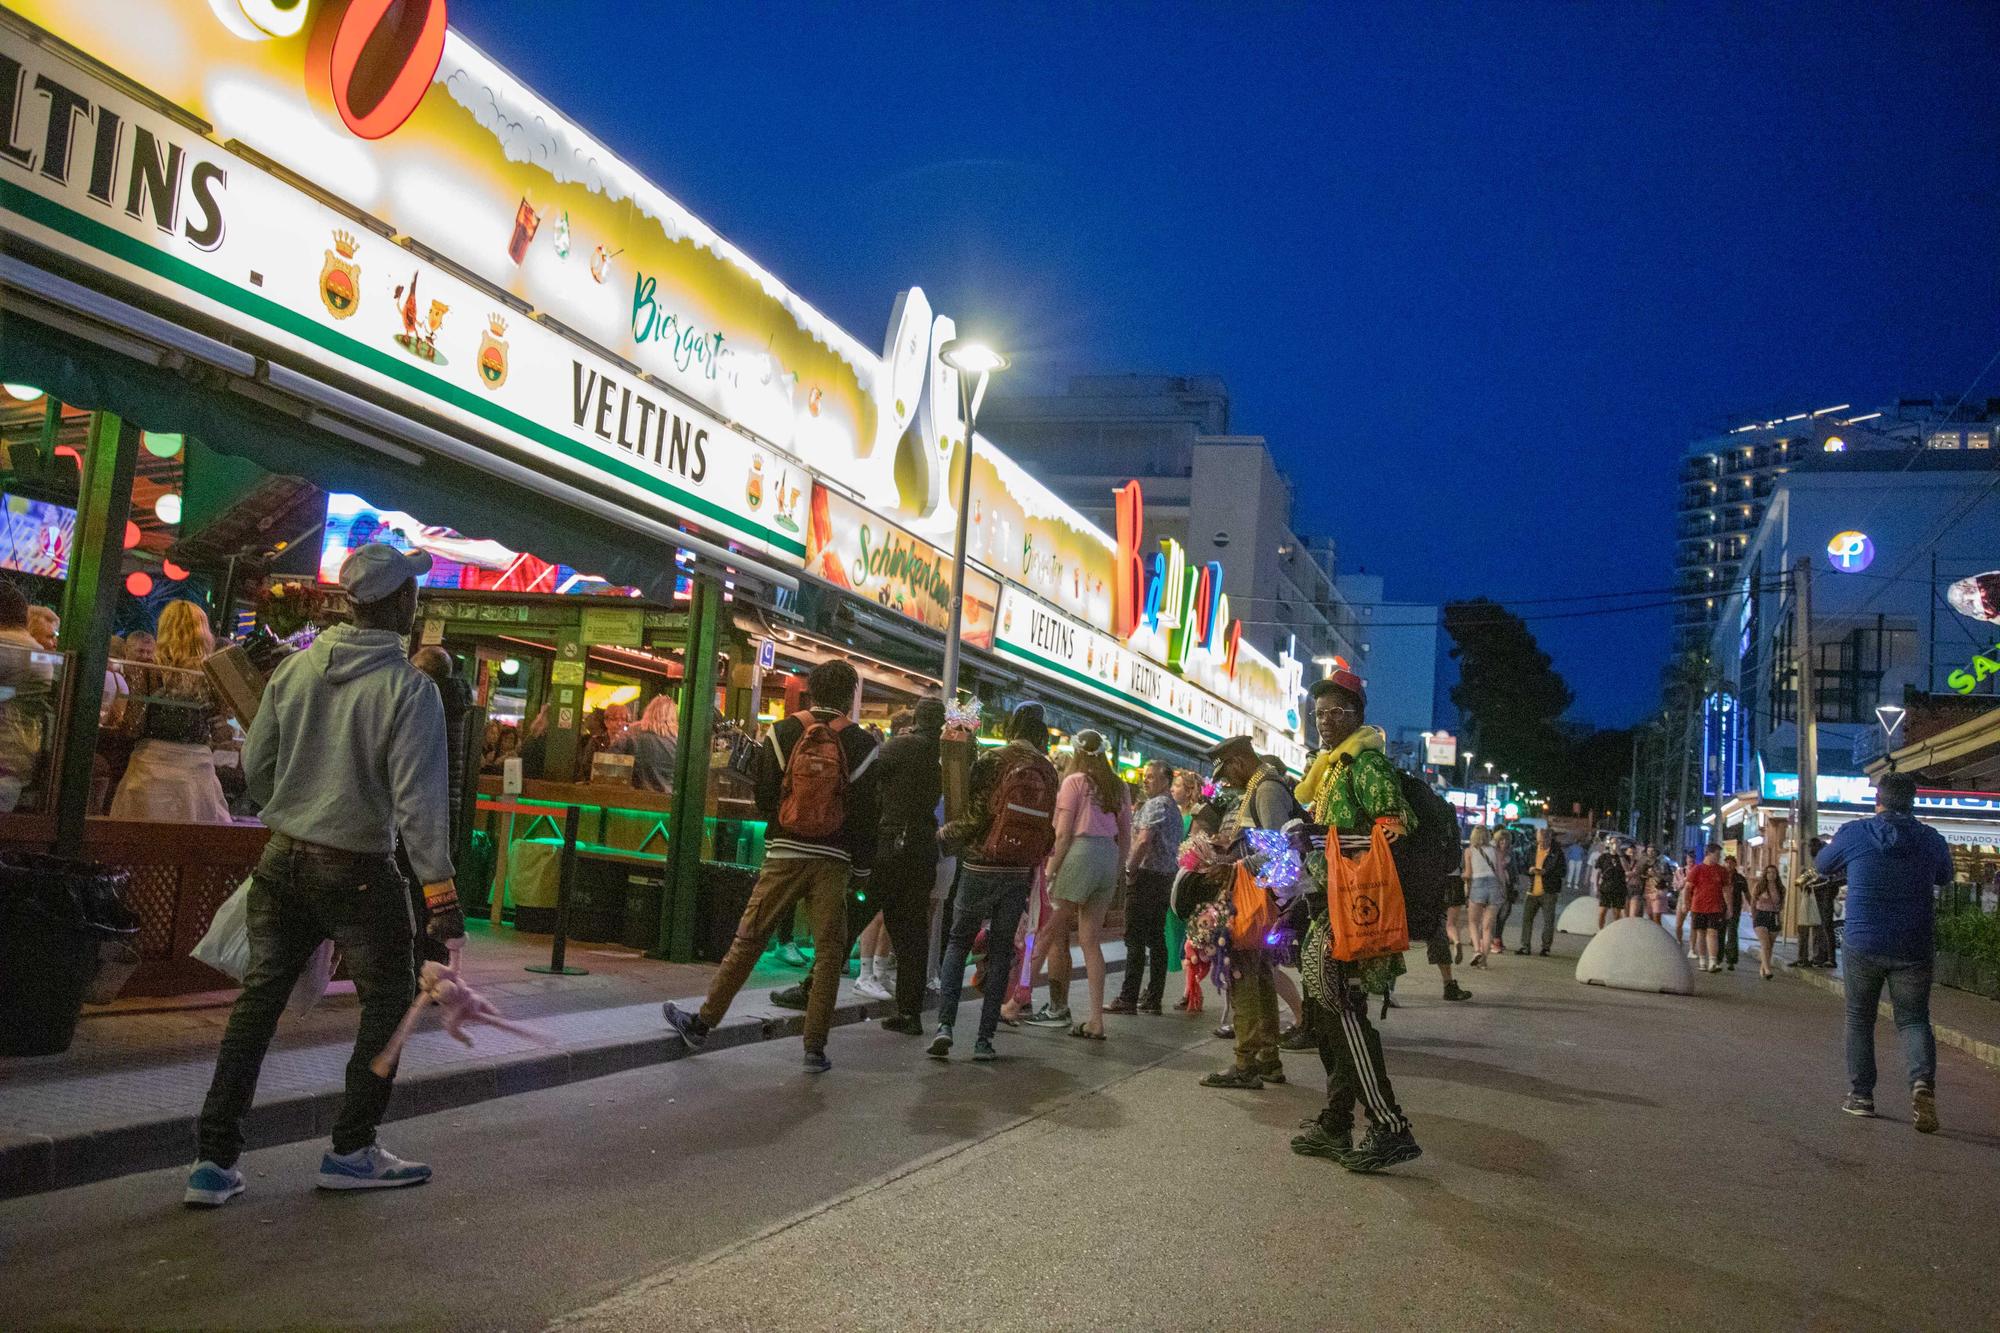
[183,1160,245,1208]
[802,1049,832,1074]
[927,1026,953,1060]
[972,1038,998,1062]
[315,1144,432,1191]
[662,1001,709,1049]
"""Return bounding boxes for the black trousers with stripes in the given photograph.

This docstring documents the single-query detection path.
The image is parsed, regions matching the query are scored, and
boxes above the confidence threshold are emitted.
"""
[1312,969,1409,1137]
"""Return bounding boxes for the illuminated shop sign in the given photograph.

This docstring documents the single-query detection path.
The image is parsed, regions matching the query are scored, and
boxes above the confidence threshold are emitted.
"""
[1112,481,1240,670]
[1761,771,2000,814]
[994,586,1303,766]
[1947,639,2000,696]
[803,482,998,647]
[0,21,810,563]
[1826,530,1875,573]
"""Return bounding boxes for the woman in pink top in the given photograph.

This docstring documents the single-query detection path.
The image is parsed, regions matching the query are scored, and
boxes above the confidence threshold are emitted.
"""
[1028,730,1131,1039]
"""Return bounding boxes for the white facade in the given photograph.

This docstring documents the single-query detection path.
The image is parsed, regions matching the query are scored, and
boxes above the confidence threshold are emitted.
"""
[980,375,1365,670]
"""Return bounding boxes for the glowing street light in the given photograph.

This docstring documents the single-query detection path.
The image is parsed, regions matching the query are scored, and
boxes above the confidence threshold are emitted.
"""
[937,337,1009,698]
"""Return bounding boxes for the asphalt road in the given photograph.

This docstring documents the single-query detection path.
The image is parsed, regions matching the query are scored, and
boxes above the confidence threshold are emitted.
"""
[3,940,1996,1332]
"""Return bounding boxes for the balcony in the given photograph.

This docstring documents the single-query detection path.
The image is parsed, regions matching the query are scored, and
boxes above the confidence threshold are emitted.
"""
[1680,454,1720,483]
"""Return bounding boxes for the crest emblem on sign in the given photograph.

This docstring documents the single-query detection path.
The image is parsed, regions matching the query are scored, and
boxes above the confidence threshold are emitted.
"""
[319,230,361,319]
[477,314,510,390]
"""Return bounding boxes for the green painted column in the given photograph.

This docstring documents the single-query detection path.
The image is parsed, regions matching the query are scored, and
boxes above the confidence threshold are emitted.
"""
[53,412,138,855]
[657,576,722,962]
[542,623,584,781]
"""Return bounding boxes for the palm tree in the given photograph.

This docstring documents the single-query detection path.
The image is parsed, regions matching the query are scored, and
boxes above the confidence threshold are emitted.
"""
[1658,649,1723,857]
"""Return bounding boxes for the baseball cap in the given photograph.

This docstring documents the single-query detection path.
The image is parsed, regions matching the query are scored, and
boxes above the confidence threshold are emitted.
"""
[1311,668,1367,709]
[339,542,432,606]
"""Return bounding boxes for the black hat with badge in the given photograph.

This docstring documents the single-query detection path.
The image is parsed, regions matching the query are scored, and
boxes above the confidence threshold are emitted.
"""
[1204,734,1258,782]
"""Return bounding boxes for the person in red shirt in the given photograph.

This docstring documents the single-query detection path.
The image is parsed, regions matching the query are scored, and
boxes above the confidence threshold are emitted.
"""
[1685,845,1732,975]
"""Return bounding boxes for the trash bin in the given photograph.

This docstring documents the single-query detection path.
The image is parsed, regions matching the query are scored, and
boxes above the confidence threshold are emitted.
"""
[694,862,758,962]
[619,861,667,952]
[0,853,140,1055]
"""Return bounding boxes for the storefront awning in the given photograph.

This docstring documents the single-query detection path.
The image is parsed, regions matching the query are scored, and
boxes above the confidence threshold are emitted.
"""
[1869,707,2000,790]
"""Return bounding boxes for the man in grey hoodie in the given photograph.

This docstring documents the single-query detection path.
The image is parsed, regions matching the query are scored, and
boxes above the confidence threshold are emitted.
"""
[185,544,456,1207]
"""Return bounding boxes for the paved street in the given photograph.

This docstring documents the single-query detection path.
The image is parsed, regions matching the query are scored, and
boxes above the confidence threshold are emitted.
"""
[2,936,1995,1332]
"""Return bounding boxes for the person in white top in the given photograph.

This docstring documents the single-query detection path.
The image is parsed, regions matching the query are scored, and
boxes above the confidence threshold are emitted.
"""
[1462,825,1506,966]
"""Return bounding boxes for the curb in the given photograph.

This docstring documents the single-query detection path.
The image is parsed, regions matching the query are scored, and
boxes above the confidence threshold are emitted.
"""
[1782,965,2000,1074]
[0,960,1131,1201]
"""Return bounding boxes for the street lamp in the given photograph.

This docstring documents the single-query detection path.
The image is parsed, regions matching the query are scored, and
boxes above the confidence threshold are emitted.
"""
[1483,761,1494,780]
[937,337,1009,699]
[1459,750,1474,785]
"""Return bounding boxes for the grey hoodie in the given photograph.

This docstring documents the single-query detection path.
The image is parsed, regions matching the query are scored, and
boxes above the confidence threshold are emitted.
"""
[244,624,453,885]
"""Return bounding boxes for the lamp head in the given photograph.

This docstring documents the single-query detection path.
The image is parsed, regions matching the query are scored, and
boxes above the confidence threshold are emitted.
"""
[939,338,1008,376]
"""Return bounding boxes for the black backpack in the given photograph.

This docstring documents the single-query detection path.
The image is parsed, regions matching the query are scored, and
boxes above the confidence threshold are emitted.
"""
[1390,771,1457,943]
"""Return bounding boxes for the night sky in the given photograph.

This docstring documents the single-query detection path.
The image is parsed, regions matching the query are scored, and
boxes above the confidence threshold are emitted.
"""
[452,0,2000,725]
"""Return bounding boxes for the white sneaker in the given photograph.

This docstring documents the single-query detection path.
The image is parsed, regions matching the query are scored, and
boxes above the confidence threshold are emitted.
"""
[854,975,892,1001]
[315,1143,432,1191]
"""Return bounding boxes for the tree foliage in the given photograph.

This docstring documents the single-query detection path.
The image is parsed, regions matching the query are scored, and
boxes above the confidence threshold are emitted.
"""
[1444,598,1574,789]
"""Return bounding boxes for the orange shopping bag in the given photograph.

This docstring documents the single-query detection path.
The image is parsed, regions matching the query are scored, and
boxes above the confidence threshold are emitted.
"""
[1326,825,1409,962]
[1228,862,1277,951]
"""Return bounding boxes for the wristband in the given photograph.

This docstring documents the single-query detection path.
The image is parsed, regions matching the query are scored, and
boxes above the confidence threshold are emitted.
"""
[425,886,460,910]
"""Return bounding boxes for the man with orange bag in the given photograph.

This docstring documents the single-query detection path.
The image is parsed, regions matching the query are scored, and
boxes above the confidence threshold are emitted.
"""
[1290,670,1423,1173]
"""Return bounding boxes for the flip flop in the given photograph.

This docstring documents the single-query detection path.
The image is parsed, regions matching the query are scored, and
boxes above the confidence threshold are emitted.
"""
[1069,1023,1105,1040]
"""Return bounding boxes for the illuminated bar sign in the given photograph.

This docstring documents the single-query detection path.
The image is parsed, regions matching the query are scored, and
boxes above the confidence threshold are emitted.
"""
[803,482,999,647]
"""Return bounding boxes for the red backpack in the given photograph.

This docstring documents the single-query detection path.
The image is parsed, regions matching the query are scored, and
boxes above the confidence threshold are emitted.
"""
[778,714,849,838]
[979,750,1060,866]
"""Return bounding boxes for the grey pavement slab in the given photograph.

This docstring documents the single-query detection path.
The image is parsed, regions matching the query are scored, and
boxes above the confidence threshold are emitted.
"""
[0,918,1129,1200]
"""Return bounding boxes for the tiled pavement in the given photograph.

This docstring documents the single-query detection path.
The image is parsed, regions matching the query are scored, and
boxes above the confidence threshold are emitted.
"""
[0,919,1129,1199]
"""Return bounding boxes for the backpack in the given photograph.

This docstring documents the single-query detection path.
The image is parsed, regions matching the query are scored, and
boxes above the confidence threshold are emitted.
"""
[777,714,849,838]
[1389,771,1456,944]
[979,750,1060,866]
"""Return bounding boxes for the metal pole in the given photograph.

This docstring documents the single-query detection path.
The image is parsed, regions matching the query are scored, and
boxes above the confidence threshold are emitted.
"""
[1929,553,1938,695]
[1793,557,1820,948]
[52,412,137,856]
[527,803,588,976]
[939,372,982,702]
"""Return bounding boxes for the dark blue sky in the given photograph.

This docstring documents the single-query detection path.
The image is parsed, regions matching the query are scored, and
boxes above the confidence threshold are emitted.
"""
[454,0,2000,725]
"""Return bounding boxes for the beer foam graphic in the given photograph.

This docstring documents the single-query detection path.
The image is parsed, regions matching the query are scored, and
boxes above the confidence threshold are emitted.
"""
[439,35,875,381]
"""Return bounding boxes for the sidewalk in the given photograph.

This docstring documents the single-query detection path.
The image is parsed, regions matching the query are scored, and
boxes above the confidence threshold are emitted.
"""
[1777,938,2000,1072]
[0,919,1128,1200]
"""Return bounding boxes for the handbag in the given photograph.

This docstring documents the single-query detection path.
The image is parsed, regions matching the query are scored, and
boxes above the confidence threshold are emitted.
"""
[1228,861,1277,951]
[1325,824,1409,962]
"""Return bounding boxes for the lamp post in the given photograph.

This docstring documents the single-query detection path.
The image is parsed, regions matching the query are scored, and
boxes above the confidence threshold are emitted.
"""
[1460,750,1474,786]
[937,338,1008,700]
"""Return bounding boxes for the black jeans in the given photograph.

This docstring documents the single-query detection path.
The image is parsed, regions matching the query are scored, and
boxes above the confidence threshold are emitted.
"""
[197,836,416,1166]
[1314,966,1409,1137]
[1718,907,1741,966]
[1117,868,1173,1009]
[1812,883,1840,965]
[874,832,939,1022]
[935,863,1031,1042]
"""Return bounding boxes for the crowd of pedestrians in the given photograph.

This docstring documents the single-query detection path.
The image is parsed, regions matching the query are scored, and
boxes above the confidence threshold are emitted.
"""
[161,541,1961,1210]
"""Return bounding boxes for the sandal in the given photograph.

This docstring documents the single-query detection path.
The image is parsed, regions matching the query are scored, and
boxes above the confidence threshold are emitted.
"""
[1069,1023,1105,1041]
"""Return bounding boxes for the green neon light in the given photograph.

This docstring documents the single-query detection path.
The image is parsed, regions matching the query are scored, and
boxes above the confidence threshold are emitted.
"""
[0,180,806,559]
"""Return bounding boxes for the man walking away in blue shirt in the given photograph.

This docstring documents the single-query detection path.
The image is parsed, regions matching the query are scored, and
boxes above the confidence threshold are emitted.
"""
[1815,772,1953,1133]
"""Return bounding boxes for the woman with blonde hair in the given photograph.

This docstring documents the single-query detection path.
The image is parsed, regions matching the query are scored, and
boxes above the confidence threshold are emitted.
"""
[109,600,231,823]
[1462,825,1505,966]
[1027,730,1130,1039]
[611,692,679,793]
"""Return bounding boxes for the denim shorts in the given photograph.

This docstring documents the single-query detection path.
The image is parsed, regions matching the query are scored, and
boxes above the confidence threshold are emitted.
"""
[1467,877,1505,907]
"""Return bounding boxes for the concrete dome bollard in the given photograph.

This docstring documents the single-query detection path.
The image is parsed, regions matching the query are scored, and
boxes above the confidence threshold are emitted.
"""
[1557,895,1602,937]
[1574,918,1694,995]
